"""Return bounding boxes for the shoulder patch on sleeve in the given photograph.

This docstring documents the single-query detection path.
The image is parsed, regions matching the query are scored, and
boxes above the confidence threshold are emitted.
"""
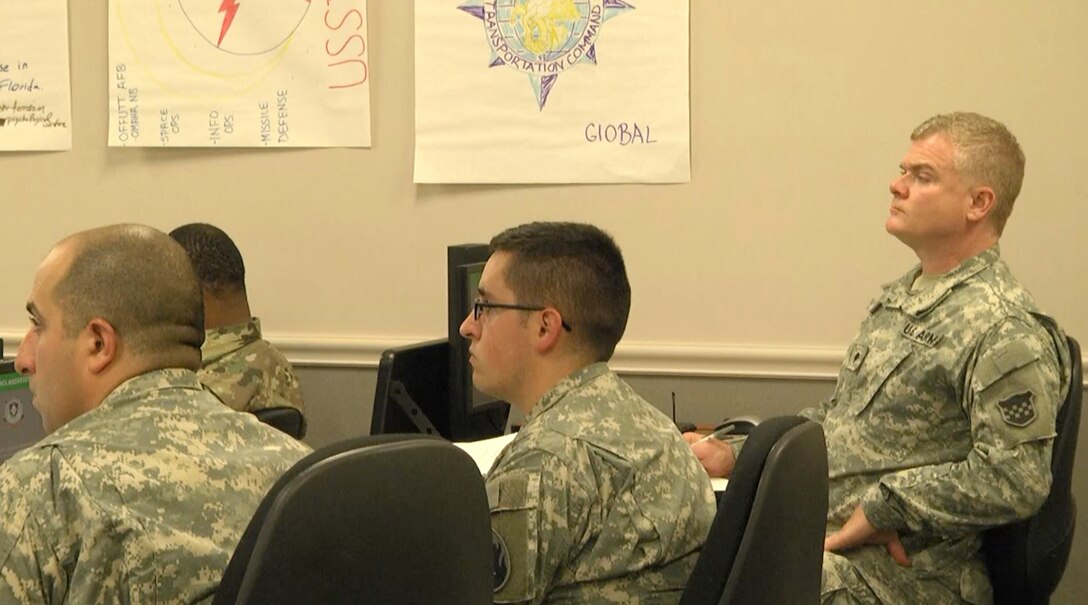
[975,339,1041,391]
[492,528,511,592]
[487,468,540,603]
[997,391,1037,427]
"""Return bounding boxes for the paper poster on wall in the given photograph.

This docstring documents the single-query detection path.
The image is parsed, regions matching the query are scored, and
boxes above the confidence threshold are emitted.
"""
[415,0,690,184]
[0,0,72,151]
[108,0,371,148]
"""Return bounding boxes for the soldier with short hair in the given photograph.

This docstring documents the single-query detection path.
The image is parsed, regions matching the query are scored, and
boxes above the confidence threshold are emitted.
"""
[460,221,716,604]
[169,223,305,419]
[688,112,1072,603]
[0,224,310,603]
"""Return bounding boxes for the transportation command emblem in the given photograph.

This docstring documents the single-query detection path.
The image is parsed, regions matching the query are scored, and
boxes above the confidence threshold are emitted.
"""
[459,0,635,109]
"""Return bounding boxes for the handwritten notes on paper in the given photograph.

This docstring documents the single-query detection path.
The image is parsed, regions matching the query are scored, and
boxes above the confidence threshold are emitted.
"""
[0,0,72,151]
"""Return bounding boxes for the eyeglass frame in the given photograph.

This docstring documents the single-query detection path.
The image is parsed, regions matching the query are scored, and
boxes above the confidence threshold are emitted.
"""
[472,299,573,332]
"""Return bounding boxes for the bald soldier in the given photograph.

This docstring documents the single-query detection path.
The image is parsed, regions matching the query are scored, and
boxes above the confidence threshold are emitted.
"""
[169,223,305,418]
[0,225,311,603]
[460,222,716,604]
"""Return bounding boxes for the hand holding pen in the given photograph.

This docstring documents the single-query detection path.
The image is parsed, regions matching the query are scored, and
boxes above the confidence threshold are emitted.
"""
[694,425,742,445]
[684,429,741,478]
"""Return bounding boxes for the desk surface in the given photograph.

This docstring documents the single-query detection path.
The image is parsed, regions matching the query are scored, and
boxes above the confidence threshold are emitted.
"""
[455,433,729,492]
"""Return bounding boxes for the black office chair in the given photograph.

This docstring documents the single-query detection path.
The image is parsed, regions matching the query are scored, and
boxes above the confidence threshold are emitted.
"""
[983,335,1082,605]
[680,416,828,605]
[212,434,494,605]
[252,406,307,439]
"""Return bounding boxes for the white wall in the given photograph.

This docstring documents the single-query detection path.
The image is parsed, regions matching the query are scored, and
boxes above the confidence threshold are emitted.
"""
[3,1,1086,375]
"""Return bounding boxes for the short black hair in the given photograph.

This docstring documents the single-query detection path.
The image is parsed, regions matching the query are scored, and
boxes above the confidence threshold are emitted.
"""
[169,223,246,296]
[490,222,630,362]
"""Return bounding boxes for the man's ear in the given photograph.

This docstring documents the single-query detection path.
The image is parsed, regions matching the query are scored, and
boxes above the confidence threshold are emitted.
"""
[533,308,565,354]
[966,186,996,224]
[84,318,119,374]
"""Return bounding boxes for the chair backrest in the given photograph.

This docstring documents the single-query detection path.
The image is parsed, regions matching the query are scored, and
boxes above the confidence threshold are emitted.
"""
[212,434,494,605]
[680,416,829,605]
[252,406,307,439]
[984,335,1082,605]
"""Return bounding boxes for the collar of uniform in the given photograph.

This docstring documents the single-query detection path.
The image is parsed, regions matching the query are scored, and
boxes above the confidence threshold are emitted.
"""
[524,362,610,425]
[877,244,1001,317]
[37,368,203,446]
[201,318,263,365]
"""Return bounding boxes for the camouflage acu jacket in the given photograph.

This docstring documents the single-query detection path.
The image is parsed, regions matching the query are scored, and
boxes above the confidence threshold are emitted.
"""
[200,318,305,414]
[486,363,717,604]
[0,369,311,604]
[808,245,1071,603]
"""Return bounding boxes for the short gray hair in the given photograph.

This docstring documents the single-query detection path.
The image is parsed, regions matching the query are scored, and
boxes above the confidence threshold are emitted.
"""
[911,112,1025,235]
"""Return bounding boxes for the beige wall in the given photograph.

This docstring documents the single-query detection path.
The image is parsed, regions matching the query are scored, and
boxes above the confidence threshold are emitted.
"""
[2,1,1086,370]
[2,2,1086,601]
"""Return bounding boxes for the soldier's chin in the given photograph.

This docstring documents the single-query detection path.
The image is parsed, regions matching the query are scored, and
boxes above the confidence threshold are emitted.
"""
[885,218,910,242]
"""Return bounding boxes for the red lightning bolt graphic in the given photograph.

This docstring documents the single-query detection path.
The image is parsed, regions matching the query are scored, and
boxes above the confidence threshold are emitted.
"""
[217,0,240,47]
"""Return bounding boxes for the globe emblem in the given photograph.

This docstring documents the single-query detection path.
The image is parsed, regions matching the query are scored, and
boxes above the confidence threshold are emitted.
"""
[494,0,591,63]
[461,0,634,109]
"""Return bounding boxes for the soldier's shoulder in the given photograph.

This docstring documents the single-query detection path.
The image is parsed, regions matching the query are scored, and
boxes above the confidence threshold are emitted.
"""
[0,448,52,494]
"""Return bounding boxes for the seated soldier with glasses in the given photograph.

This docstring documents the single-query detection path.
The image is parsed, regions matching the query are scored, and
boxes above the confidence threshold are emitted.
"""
[459,221,716,604]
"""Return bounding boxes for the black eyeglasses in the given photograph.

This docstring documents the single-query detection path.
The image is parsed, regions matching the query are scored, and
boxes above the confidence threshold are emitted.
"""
[472,299,573,332]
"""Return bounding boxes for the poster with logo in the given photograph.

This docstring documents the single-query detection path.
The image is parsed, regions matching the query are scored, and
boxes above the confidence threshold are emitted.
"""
[0,0,72,151]
[108,0,371,147]
[414,0,690,184]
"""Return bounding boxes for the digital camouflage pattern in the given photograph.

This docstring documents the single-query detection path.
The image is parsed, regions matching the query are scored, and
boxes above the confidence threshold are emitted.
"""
[0,368,312,604]
[199,318,305,414]
[486,363,717,604]
[806,246,1071,604]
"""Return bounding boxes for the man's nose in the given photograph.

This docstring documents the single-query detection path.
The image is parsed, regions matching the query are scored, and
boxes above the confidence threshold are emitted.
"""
[14,334,35,375]
[889,174,908,198]
[459,313,477,339]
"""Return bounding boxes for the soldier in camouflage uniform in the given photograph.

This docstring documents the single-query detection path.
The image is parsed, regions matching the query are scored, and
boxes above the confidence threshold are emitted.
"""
[170,223,305,415]
[688,113,1072,604]
[459,222,717,604]
[198,318,304,414]
[0,224,311,603]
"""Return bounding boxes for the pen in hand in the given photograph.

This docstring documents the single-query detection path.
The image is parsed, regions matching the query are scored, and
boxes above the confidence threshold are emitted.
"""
[693,423,746,445]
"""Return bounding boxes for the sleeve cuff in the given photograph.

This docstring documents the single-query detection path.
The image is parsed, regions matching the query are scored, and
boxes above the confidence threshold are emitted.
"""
[861,484,908,532]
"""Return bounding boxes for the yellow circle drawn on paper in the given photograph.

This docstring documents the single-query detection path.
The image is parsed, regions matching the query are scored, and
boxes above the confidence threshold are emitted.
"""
[113,0,305,100]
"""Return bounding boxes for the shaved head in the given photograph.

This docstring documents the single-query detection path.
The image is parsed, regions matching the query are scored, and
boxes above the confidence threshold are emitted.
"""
[53,224,205,369]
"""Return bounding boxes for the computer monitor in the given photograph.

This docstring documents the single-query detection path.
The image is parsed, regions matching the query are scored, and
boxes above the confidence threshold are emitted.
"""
[370,338,507,441]
[369,244,511,441]
[1,359,45,463]
[370,339,449,437]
